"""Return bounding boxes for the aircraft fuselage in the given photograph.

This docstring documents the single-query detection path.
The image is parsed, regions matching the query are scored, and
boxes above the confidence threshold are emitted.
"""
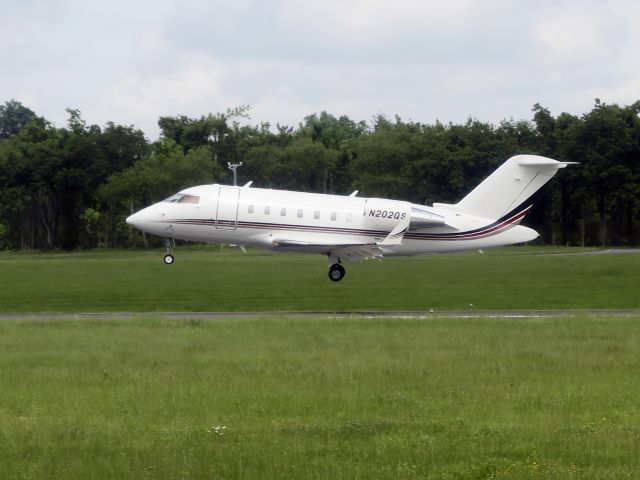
[127,184,537,256]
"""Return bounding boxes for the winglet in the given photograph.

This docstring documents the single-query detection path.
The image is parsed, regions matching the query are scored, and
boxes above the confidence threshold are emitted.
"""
[380,217,410,246]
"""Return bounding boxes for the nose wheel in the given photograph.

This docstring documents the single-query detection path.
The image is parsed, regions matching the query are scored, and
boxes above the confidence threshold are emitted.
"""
[328,263,346,282]
[163,238,175,265]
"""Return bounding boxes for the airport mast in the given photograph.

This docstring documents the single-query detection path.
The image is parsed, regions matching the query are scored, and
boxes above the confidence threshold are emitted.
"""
[227,162,242,186]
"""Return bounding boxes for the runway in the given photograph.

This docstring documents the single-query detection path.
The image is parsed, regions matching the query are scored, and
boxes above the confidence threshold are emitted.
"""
[2,309,640,320]
[534,248,640,256]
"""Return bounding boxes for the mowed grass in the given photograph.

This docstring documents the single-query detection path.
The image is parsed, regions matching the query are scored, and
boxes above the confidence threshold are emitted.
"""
[0,246,639,312]
[1,315,640,479]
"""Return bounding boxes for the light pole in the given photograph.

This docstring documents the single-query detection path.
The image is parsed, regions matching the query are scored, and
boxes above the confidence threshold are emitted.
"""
[227,162,242,186]
[208,133,221,163]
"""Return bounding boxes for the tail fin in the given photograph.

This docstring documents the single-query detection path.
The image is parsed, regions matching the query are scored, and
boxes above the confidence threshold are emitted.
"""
[434,155,576,220]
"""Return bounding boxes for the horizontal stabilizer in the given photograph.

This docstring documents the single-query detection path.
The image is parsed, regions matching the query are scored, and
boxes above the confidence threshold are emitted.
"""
[518,158,578,168]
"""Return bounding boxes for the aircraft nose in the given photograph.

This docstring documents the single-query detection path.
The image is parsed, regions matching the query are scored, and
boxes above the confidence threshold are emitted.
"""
[126,213,135,226]
[126,211,145,229]
[126,206,166,233]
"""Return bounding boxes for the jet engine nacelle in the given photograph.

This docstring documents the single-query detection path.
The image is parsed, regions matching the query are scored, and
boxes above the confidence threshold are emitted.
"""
[363,199,447,231]
[362,198,411,230]
[408,205,446,229]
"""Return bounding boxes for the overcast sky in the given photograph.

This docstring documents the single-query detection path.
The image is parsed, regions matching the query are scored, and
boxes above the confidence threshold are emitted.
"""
[2,0,639,139]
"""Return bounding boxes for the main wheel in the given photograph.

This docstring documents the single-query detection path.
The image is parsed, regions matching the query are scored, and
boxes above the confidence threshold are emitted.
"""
[328,263,345,282]
[163,254,175,265]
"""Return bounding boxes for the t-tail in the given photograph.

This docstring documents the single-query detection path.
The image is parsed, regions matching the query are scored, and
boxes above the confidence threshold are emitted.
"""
[434,154,576,220]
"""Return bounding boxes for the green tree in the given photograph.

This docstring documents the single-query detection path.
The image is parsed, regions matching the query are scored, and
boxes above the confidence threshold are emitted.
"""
[2,98,639,250]
[0,117,63,249]
[280,137,340,193]
[298,112,367,193]
[566,101,640,245]
[99,139,224,246]
[0,100,37,139]
[350,116,410,198]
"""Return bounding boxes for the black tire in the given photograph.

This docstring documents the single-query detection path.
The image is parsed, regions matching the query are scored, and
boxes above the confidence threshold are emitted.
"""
[163,254,175,265]
[328,263,345,282]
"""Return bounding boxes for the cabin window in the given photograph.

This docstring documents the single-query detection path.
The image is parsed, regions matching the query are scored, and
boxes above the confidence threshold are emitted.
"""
[331,212,337,221]
[346,213,353,222]
[314,210,320,220]
[281,207,287,216]
[264,206,271,215]
[248,204,254,214]
[297,209,303,218]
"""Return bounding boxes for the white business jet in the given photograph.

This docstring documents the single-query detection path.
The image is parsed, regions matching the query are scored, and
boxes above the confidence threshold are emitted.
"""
[126,154,573,281]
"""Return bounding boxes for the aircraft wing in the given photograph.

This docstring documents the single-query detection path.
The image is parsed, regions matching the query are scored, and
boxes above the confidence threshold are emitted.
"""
[272,217,409,262]
[272,239,385,261]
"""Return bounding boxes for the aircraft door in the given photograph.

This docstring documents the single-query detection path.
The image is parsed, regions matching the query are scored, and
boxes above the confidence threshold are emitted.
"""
[216,186,240,230]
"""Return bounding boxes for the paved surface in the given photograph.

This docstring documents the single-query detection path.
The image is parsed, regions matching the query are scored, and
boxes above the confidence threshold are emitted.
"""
[2,309,640,320]
[534,248,640,256]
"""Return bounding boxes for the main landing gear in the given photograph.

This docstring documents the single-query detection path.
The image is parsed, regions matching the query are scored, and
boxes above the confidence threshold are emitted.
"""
[163,238,175,264]
[327,253,345,282]
[328,263,346,282]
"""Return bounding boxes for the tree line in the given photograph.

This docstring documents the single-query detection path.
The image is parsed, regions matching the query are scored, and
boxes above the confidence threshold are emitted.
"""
[0,98,639,250]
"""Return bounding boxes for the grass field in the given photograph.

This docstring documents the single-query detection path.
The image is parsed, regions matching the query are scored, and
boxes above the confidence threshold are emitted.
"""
[0,246,639,312]
[1,314,640,479]
[2,248,639,478]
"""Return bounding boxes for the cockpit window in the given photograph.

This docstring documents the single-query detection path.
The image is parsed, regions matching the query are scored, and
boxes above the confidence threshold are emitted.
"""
[163,193,200,204]
[178,194,200,204]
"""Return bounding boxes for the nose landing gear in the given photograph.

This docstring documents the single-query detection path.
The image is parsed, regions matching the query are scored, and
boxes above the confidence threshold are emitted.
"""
[163,239,175,264]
